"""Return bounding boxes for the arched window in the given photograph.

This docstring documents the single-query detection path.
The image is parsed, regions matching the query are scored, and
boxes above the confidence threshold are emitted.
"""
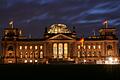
[40,51,43,58]
[107,45,112,50]
[8,46,14,51]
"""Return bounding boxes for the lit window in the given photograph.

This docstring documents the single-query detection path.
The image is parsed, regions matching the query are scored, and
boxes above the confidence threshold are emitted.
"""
[55,29,57,33]
[25,46,27,49]
[30,60,32,63]
[53,43,57,58]
[35,46,38,49]
[8,60,13,63]
[78,45,80,49]
[78,51,80,57]
[84,45,86,49]
[30,52,32,58]
[40,45,43,49]
[30,46,32,49]
[82,54,85,57]
[35,60,38,62]
[58,43,63,58]
[87,54,89,56]
[20,52,22,58]
[35,51,38,58]
[40,51,43,58]
[24,60,27,63]
[19,46,22,50]
[98,45,101,49]
[93,45,96,49]
[64,43,68,58]
[88,45,91,49]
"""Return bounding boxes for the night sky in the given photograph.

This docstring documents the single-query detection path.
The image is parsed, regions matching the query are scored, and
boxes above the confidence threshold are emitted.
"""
[0,0,120,38]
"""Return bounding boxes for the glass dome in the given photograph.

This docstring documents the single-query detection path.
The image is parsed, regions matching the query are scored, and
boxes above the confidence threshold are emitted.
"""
[48,24,71,34]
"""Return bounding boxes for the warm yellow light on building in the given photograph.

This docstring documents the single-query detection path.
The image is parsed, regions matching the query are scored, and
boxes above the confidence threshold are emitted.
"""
[19,46,22,49]
[84,45,86,49]
[30,60,32,63]
[40,45,43,49]
[25,46,27,49]
[25,52,27,58]
[93,45,96,49]
[87,54,90,56]
[88,45,91,49]
[40,51,43,58]
[35,60,38,62]
[78,51,80,57]
[30,52,32,58]
[20,52,22,58]
[35,46,38,49]
[24,60,27,63]
[78,45,80,49]
[30,46,32,49]
[98,45,101,49]
[8,60,13,63]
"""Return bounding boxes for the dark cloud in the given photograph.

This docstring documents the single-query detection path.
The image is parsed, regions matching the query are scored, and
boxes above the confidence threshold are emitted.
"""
[0,0,120,38]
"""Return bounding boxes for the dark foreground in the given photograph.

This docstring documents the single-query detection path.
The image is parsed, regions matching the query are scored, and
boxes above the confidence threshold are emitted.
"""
[0,64,120,79]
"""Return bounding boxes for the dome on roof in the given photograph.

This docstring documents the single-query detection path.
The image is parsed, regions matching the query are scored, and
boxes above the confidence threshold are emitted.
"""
[47,24,71,34]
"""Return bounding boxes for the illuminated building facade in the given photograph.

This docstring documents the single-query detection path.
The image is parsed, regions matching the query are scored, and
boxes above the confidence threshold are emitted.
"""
[1,22,119,64]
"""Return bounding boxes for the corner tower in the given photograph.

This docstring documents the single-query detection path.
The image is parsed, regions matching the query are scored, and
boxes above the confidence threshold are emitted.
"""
[99,21,119,57]
[1,21,23,64]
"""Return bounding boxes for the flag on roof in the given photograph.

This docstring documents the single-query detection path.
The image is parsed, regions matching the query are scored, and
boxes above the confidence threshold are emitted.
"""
[9,21,13,25]
[80,38,84,47]
[102,20,108,28]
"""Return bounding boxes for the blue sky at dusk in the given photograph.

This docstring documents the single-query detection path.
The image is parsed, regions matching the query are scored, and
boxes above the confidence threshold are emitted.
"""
[0,0,120,38]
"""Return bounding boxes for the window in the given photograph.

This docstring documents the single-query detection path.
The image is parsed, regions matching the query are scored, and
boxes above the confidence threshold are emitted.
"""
[64,43,68,58]
[92,54,94,56]
[35,51,38,58]
[30,46,32,49]
[8,60,13,63]
[88,45,91,49]
[84,45,86,49]
[53,43,57,58]
[30,52,32,58]
[19,46,22,50]
[35,60,38,63]
[107,45,112,50]
[30,60,32,63]
[78,45,80,49]
[35,46,38,49]
[87,53,90,56]
[40,45,43,49]
[98,45,101,49]
[9,53,12,56]
[25,52,27,58]
[58,43,63,58]
[20,52,22,58]
[40,51,43,58]
[25,46,27,49]
[8,46,14,51]
[24,60,27,63]
[93,45,96,49]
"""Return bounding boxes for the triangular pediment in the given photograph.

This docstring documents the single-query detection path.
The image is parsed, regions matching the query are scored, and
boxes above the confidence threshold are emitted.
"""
[48,34,74,40]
